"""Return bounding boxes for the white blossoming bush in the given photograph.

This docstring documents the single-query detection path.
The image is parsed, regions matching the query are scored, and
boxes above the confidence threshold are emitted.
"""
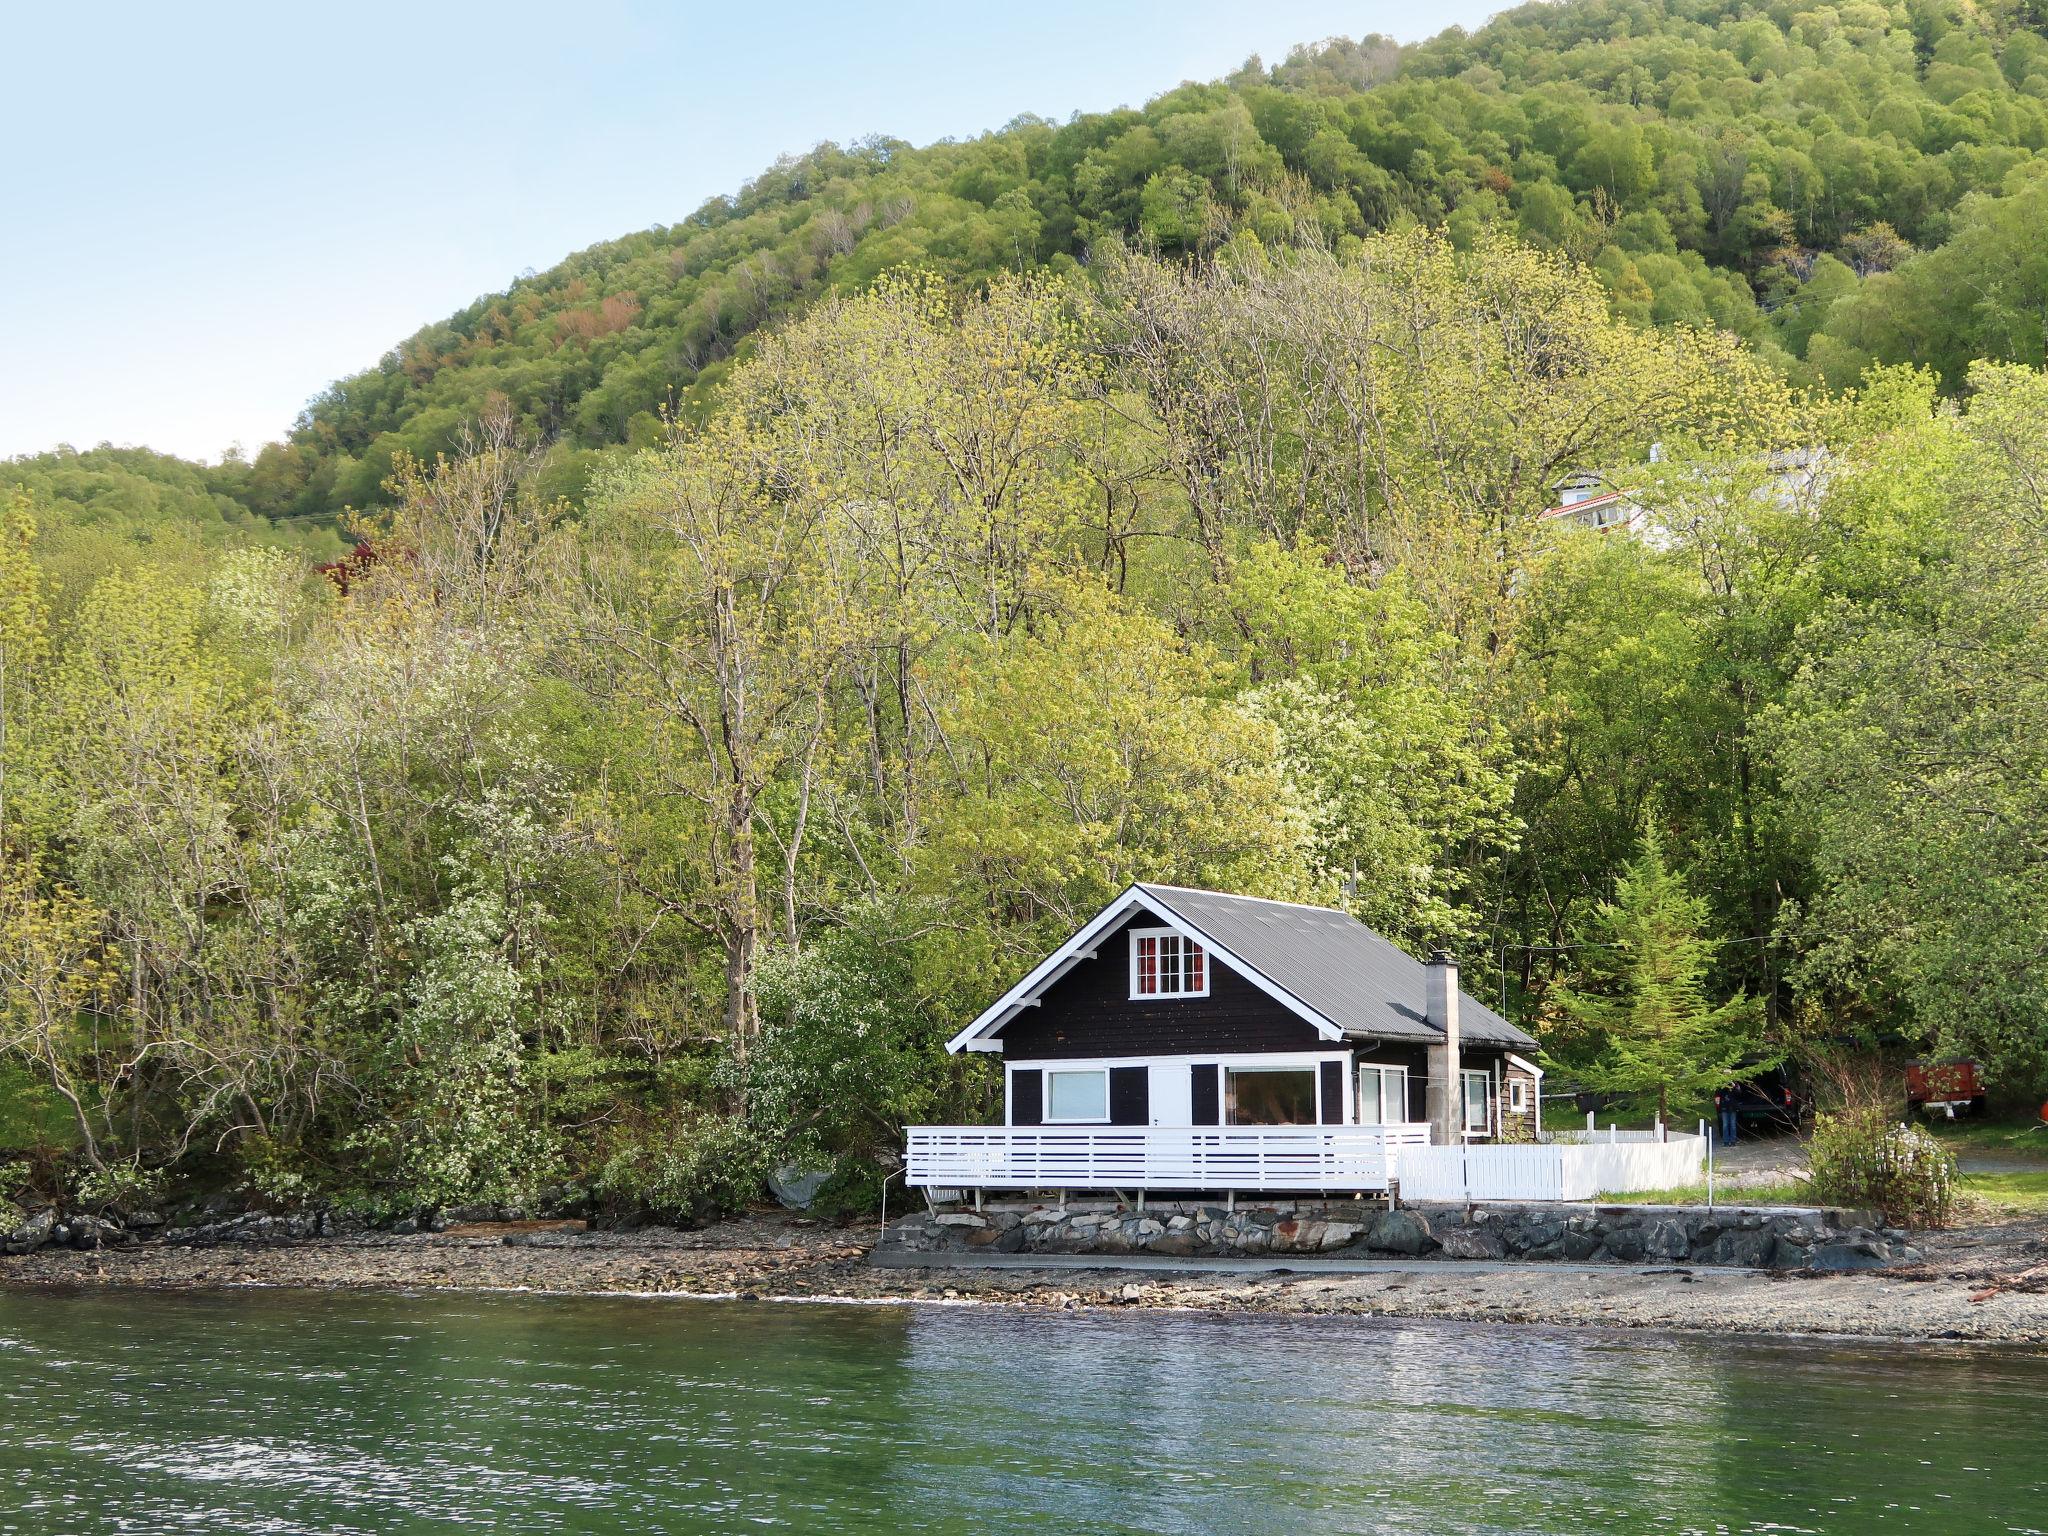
[1807,1109,1957,1228]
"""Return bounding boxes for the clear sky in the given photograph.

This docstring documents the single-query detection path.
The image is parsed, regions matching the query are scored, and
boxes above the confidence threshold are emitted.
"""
[0,1,1500,463]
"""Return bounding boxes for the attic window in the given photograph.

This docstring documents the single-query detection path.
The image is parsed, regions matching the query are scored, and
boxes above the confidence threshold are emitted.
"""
[1130,928,1207,999]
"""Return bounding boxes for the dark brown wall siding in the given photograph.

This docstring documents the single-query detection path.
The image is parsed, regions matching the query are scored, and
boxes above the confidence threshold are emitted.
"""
[1318,1060,1345,1124]
[1012,1068,1042,1126]
[1109,1066,1148,1126]
[999,914,1330,1060]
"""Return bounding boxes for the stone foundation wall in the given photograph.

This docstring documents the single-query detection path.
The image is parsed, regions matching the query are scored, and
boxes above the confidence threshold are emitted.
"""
[883,1198,1921,1271]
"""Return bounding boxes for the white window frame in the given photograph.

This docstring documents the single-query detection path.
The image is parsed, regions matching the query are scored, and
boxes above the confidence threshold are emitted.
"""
[1507,1077,1529,1115]
[1357,1063,1412,1126]
[1222,1063,1322,1127]
[1007,1052,1352,1126]
[1461,1068,1493,1137]
[1041,1066,1111,1124]
[1128,926,1210,1000]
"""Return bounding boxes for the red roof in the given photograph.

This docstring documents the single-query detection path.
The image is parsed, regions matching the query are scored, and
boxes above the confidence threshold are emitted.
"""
[1540,490,1626,521]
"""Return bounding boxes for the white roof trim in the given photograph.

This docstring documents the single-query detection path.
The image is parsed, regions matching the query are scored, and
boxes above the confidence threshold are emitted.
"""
[944,885,1346,1054]
[1505,1052,1545,1079]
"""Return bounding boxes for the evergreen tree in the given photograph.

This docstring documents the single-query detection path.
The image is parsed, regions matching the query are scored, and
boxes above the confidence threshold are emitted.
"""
[1545,820,1771,1122]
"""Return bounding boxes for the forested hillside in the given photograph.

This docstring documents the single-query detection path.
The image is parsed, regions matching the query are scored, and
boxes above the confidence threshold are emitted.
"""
[229,0,2048,526]
[0,448,339,603]
[7,0,2048,1224]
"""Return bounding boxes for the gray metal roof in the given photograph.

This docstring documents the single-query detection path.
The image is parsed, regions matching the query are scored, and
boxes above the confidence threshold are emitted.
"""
[1137,884,1537,1050]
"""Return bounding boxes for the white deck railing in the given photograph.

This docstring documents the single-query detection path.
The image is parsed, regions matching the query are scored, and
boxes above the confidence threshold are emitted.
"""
[904,1125,1707,1201]
[905,1123,1432,1193]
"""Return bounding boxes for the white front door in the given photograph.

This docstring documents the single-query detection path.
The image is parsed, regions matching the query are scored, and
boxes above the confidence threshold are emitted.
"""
[1150,1062,1193,1126]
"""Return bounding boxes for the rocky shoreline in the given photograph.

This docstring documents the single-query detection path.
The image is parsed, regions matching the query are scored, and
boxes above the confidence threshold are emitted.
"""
[882,1197,1927,1271]
[3,1206,2046,1344]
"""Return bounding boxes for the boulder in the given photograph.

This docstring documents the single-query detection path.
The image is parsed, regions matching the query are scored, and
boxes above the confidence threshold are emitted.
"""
[1810,1237,1891,1272]
[1603,1225,1649,1263]
[2,1208,56,1255]
[1365,1208,1434,1256]
[1438,1225,1508,1260]
[1768,1235,1813,1270]
[1703,1228,1772,1268]
[767,1166,833,1211]
[1643,1219,1691,1263]
[1506,1216,1565,1254]
[1560,1228,1603,1261]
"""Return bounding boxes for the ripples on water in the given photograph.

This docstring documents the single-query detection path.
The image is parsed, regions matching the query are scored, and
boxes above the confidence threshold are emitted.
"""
[0,1288,2042,1534]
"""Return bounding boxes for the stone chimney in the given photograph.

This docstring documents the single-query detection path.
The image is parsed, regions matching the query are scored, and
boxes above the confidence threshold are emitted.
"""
[1424,949,1462,1146]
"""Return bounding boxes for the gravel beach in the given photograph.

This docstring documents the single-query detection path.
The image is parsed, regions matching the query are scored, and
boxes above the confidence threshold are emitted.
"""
[6,1209,2047,1344]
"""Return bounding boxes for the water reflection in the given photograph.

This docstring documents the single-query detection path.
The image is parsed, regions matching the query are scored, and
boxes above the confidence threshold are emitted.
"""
[0,1289,2042,1534]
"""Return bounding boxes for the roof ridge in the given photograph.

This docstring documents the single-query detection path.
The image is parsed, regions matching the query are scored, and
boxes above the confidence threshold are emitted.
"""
[1137,882,1346,916]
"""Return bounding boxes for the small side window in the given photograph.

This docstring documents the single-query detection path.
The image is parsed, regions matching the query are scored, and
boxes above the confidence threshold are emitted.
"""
[1044,1069,1109,1123]
[1508,1079,1529,1114]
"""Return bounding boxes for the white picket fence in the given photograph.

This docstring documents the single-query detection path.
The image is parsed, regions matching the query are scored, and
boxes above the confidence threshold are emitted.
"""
[1394,1132,1705,1202]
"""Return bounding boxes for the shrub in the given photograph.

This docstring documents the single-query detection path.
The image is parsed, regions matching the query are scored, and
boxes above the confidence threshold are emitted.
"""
[1807,1108,1957,1227]
[71,1160,168,1217]
[590,1112,766,1227]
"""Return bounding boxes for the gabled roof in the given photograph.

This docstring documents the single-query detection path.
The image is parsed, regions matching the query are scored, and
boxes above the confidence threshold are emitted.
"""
[945,883,1537,1053]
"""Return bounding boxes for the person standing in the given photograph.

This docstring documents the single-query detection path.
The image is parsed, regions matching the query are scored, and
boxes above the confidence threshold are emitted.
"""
[1714,1086,1739,1147]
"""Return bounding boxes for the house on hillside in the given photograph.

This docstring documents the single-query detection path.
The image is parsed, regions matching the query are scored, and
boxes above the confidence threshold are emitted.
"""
[1540,471,1657,541]
[1539,446,1831,546]
[905,885,1544,1197]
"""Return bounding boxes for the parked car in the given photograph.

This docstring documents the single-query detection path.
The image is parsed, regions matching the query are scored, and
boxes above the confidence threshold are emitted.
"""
[1726,1070,1805,1133]
[1906,1058,1987,1118]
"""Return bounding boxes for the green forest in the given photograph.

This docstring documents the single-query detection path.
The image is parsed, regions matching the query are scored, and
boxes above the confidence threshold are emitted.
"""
[6,0,2048,1220]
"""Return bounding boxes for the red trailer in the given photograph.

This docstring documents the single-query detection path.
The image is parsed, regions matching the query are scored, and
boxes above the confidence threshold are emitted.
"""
[1907,1058,1986,1118]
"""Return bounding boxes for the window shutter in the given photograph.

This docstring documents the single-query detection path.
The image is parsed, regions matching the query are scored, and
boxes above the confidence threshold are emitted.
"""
[1319,1060,1345,1125]
[1109,1066,1148,1126]
[1190,1063,1220,1126]
[1010,1069,1043,1127]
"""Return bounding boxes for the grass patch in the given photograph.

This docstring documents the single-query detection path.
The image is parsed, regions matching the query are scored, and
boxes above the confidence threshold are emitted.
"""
[1921,1114,2048,1162]
[1599,1179,1817,1207]
[1956,1169,2048,1215]
[1594,1168,2048,1219]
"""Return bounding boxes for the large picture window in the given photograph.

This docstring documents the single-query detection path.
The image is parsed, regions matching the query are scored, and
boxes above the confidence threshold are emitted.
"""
[1130,929,1208,999]
[1358,1065,1410,1126]
[1044,1068,1109,1123]
[1225,1066,1318,1126]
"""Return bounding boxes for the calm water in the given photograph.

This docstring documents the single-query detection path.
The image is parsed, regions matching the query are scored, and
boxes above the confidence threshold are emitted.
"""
[0,1290,2042,1534]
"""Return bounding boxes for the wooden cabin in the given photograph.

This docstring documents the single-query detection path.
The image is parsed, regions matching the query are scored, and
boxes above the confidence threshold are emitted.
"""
[909,885,1543,1197]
